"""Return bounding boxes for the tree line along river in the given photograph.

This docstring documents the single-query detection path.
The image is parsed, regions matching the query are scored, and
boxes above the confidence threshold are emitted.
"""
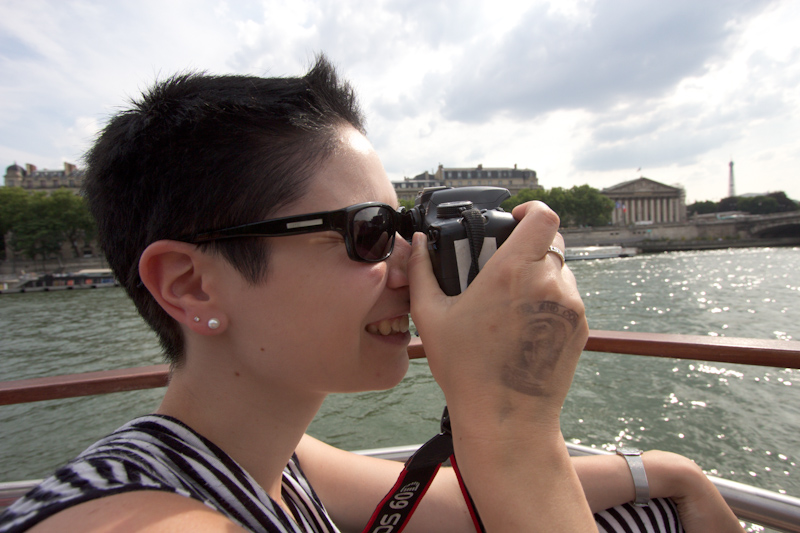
[0,247,798,506]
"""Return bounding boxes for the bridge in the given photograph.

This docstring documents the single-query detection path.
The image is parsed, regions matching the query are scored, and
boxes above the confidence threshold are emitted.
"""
[744,211,800,238]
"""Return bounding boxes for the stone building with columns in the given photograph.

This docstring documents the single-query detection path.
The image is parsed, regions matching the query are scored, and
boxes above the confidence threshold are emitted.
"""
[601,177,686,226]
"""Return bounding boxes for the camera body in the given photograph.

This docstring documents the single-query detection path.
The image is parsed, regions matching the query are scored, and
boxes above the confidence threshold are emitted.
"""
[404,186,517,295]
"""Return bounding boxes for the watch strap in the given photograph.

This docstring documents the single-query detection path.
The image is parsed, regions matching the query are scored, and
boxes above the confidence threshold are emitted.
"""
[615,448,650,506]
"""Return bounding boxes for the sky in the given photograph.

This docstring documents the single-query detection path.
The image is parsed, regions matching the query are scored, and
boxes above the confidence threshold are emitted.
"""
[1,0,799,204]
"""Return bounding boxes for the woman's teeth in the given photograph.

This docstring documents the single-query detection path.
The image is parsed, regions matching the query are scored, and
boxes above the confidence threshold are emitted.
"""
[367,315,410,335]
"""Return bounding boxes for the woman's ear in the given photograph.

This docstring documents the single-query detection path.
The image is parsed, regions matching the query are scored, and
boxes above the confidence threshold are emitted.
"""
[139,241,225,334]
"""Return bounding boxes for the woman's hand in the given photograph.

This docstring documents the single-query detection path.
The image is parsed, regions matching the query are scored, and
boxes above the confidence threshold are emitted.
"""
[643,451,744,533]
[407,200,587,433]
[406,200,596,532]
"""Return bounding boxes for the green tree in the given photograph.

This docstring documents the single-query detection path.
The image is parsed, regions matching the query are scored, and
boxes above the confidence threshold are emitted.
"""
[687,200,718,216]
[718,197,739,212]
[12,217,64,263]
[500,188,548,211]
[567,184,614,227]
[0,187,31,260]
[47,189,96,257]
[10,192,64,263]
[688,192,797,216]
[543,187,571,223]
[502,186,612,227]
[739,195,780,215]
[399,198,416,211]
[3,189,96,263]
[765,192,798,212]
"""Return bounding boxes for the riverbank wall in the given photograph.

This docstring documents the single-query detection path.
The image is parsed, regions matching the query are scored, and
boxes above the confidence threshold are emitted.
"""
[562,219,800,252]
[0,256,110,279]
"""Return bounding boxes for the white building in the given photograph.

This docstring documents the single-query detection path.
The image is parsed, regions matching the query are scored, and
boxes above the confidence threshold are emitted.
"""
[602,177,686,225]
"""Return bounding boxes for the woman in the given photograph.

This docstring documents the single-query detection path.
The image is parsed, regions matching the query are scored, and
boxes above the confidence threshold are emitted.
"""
[0,56,741,532]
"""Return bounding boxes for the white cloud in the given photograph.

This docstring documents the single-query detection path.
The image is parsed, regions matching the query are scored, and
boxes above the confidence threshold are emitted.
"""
[1,0,799,204]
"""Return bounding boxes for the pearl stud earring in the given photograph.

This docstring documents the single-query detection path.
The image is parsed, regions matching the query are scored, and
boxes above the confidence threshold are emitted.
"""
[208,318,220,330]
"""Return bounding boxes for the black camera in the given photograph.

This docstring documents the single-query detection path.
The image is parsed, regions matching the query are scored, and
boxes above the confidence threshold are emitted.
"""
[401,186,517,295]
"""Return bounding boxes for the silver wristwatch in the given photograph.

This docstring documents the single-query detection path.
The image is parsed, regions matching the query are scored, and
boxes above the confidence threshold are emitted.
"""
[615,447,650,506]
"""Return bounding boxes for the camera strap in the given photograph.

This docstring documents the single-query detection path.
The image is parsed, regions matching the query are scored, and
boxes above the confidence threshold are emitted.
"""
[460,208,486,286]
[361,407,485,533]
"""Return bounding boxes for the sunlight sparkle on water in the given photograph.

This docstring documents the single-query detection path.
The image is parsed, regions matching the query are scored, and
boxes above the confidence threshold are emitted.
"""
[691,364,744,379]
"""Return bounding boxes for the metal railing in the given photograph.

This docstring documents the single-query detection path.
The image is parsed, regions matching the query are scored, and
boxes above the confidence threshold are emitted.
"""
[2,331,798,406]
[1,331,799,530]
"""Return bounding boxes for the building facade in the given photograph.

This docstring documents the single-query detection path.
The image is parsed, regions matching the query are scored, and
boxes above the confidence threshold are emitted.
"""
[393,164,540,201]
[393,171,442,201]
[601,177,686,225]
[4,162,84,194]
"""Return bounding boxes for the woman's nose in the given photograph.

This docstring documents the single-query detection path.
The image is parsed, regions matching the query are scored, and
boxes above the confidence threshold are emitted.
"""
[385,234,411,288]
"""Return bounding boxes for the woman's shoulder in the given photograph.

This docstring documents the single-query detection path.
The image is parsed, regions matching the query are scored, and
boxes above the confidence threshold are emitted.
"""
[0,415,200,532]
[0,416,339,533]
[25,490,247,533]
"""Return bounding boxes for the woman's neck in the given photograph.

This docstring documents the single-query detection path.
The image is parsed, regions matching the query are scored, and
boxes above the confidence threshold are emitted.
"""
[156,351,326,502]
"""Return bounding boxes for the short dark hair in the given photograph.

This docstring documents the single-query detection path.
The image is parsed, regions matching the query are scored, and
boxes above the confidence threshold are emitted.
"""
[82,55,365,365]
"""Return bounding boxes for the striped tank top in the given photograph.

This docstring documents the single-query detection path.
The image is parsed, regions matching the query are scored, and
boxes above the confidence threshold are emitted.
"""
[0,414,684,533]
[0,415,339,532]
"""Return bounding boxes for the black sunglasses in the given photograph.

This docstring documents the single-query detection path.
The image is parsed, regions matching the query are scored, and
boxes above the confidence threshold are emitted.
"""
[178,202,412,263]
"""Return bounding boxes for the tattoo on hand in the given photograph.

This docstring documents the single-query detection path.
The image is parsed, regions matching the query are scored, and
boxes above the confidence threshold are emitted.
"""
[534,301,579,328]
[501,301,577,396]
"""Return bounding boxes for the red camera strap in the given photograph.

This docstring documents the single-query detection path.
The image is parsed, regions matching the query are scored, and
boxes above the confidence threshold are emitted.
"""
[361,408,485,533]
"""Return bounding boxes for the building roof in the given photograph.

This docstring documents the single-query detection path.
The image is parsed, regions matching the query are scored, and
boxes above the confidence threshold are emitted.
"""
[5,163,25,174]
[602,177,683,194]
[441,165,534,172]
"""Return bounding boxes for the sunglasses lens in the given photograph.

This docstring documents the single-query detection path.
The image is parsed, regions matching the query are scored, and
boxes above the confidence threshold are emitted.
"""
[352,206,395,261]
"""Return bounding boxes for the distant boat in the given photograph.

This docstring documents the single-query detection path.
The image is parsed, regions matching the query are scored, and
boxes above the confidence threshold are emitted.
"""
[1,269,118,294]
[565,245,638,261]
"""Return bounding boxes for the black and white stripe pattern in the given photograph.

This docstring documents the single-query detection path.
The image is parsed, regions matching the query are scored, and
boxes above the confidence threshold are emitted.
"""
[0,415,340,533]
[0,414,685,533]
[595,498,684,533]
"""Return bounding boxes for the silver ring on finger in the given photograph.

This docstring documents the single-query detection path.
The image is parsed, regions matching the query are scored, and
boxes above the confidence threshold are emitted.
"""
[547,245,565,268]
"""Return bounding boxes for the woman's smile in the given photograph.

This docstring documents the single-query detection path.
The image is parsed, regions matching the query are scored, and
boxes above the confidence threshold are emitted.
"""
[365,314,410,336]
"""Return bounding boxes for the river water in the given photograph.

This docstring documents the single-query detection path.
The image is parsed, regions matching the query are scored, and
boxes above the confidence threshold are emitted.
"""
[1,247,798,505]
